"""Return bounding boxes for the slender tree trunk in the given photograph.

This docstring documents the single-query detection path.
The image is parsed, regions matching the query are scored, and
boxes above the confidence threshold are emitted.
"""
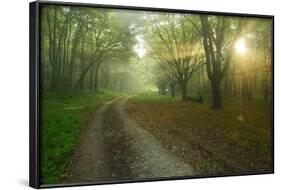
[247,79,253,101]
[232,77,237,97]
[68,21,83,89]
[263,73,269,101]
[78,36,85,90]
[94,63,101,92]
[242,70,253,101]
[61,31,67,88]
[62,18,72,89]
[180,82,187,101]
[47,7,60,90]
[242,73,247,100]
[171,85,175,98]
[50,65,60,90]
[162,88,166,95]
[211,78,223,109]
[224,74,229,97]
[158,87,166,95]
[89,66,94,90]
[68,42,77,88]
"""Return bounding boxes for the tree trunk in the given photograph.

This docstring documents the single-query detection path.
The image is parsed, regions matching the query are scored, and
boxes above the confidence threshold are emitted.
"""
[242,71,253,101]
[232,76,237,97]
[263,74,269,101]
[180,82,187,101]
[224,74,229,97]
[242,75,247,100]
[94,63,101,92]
[68,43,77,88]
[50,66,60,90]
[78,36,85,90]
[171,85,175,98]
[247,81,254,101]
[67,21,83,89]
[211,79,223,109]
[158,87,166,95]
[89,66,94,90]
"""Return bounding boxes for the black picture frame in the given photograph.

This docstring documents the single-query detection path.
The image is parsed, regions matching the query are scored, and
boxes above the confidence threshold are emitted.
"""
[30,1,274,188]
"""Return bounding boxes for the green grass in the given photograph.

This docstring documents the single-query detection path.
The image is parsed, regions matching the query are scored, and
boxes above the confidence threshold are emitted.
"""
[135,92,180,102]
[40,89,121,184]
[135,92,214,104]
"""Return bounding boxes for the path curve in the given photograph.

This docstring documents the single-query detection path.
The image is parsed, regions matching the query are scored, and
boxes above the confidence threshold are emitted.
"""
[63,96,193,184]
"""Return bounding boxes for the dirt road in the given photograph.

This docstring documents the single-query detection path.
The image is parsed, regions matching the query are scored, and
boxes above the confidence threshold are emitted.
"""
[63,96,193,184]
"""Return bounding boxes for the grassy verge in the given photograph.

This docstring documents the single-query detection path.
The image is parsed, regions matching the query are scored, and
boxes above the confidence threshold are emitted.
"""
[135,92,180,102]
[127,93,273,175]
[40,90,121,184]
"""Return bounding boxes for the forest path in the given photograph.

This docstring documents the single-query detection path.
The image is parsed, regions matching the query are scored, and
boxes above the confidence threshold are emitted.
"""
[63,96,193,184]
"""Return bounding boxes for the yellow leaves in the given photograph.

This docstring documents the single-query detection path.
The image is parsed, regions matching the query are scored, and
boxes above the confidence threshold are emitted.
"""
[237,115,245,122]
[126,96,272,173]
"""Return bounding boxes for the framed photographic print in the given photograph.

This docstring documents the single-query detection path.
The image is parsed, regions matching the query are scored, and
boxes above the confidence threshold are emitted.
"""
[30,1,274,188]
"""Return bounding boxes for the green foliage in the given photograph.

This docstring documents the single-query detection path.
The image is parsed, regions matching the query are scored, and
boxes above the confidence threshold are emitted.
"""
[40,90,120,184]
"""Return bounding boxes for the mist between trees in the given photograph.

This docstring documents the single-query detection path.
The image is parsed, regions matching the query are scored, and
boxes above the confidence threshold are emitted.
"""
[41,5,272,109]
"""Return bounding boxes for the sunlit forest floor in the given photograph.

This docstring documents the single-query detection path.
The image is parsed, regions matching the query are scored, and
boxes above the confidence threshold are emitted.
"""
[127,94,273,175]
